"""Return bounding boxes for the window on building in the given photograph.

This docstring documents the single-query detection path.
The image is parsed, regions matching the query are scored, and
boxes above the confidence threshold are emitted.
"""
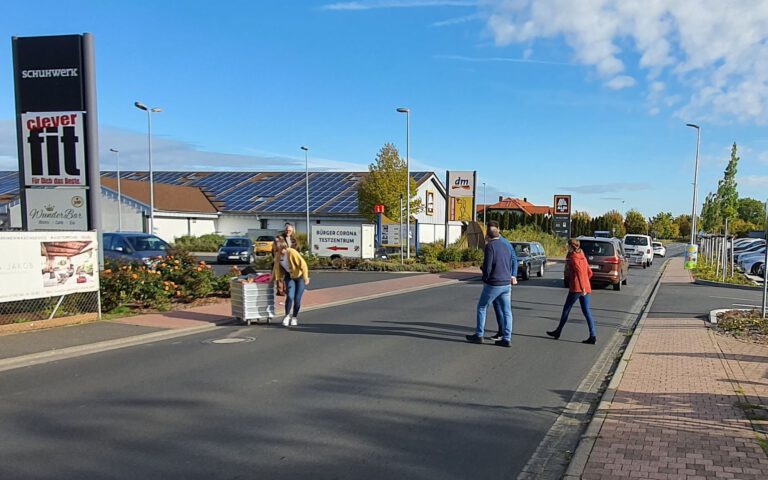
[426,191,435,215]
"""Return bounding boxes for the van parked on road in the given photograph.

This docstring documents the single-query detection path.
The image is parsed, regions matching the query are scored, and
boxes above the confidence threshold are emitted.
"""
[623,234,654,268]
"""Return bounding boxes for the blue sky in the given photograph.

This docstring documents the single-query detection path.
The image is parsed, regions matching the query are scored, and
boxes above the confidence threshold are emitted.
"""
[2,0,767,218]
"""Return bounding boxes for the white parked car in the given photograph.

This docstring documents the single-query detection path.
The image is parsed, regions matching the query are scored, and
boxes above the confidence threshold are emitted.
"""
[623,234,654,268]
[738,252,766,275]
[652,241,666,257]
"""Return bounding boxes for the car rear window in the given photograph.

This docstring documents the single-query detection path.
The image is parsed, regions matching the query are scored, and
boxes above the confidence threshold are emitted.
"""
[126,236,168,252]
[511,243,530,255]
[257,236,274,241]
[580,240,615,257]
[624,236,649,246]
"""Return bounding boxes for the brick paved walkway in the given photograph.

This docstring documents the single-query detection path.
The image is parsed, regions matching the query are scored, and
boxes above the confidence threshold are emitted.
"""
[582,259,768,480]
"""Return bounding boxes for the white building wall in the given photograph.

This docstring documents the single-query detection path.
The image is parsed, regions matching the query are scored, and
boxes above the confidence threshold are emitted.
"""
[188,218,216,237]
[101,195,144,232]
[217,215,262,236]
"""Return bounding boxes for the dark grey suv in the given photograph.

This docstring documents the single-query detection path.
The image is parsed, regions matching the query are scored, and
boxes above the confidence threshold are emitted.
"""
[103,232,170,265]
[512,241,547,280]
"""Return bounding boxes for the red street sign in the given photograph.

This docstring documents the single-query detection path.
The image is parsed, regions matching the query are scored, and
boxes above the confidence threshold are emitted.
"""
[374,204,384,214]
[327,246,349,251]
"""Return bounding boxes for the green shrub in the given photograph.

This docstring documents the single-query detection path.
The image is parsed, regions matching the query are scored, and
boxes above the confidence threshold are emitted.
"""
[357,260,448,273]
[462,248,484,263]
[503,225,568,257]
[419,242,445,263]
[438,246,464,262]
[172,234,226,252]
[693,258,754,286]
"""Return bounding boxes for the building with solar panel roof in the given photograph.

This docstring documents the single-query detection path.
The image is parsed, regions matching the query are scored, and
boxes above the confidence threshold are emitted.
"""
[0,170,463,246]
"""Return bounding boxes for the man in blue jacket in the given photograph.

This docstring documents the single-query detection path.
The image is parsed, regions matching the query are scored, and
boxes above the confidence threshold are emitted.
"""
[466,222,516,347]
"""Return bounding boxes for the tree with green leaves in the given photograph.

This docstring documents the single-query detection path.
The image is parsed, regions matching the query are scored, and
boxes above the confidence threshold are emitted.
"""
[717,143,740,223]
[649,212,678,239]
[624,209,648,234]
[737,197,766,225]
[571,211,591,237]
[673,214,691,239]
[700,192,721,233]
[357,143,422,223]
[595,210,625,237]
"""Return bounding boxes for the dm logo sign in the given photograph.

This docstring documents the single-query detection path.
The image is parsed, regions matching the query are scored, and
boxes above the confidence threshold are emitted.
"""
[21,112,86,187]
[447,171,475,198]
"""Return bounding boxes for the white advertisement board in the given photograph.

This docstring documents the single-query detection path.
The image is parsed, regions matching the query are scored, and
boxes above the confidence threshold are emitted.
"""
[311,225,374,259]
[447,171,475,198]
[0,231,99,302]
[25,188,88,231]
[21,111,87,187]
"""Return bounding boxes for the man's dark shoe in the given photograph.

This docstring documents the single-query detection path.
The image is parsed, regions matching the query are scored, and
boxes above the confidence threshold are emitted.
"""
[494,339,511,347]
[582,336,596,345]
[546,330,561,339]
[465,334,484,344]
[489,333,503,341]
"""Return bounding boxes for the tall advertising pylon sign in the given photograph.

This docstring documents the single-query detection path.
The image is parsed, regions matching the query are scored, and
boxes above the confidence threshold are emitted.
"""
[444,171,476,246]
[12,34,101,233]
[553,194,572,238]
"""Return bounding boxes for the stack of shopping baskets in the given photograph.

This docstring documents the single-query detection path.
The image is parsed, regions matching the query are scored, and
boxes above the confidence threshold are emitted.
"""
[230,274,275,325]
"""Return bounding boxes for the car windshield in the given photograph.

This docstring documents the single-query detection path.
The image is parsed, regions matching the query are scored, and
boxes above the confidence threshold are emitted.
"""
[652,242,662,248]
[127,236,168,252]
[580,240,615,257]
[511,243,530,255]
[256,236,274,242]
[624,236,649,246]
[224,239,250,247]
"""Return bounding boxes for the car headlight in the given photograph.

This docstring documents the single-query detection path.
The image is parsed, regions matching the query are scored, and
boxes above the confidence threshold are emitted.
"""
[240,251,249,255]
[218,249,225,254]
[142,257,151,265]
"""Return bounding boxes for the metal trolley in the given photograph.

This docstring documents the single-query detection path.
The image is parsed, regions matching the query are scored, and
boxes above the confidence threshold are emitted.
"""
[230,276,276,325]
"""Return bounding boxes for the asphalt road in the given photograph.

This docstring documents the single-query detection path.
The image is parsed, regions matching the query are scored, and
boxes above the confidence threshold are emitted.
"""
[0,254,667,479]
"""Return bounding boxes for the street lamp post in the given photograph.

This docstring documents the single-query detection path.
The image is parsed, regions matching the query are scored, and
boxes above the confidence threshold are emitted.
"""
[109,148,122,231]
[396,107,410,259]
[482,182,486,224]
[134,101,162,234]
[301,146,310,248]
[686,123,701,243]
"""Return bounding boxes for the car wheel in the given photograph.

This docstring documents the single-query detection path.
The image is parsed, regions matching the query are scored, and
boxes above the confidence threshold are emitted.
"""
[642,262,647,269]
[752,263,763,275]
[538,263,544,277]
[613,281,621,291]
[622,275,628,285]
[522,265,530,280]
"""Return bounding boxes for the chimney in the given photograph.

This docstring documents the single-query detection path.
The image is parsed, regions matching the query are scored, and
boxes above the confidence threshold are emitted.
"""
[499,196,503,202]
[523,197,527,202]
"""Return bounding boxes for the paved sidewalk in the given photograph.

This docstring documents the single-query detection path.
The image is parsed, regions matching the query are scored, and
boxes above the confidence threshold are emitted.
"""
[579,258,768,479]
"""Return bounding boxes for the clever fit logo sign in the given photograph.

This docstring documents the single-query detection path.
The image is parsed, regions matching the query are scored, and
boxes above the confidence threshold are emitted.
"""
[22,112,85,186]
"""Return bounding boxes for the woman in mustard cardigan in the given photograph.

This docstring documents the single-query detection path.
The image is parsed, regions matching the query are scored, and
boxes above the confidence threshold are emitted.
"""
[272,236,310,327]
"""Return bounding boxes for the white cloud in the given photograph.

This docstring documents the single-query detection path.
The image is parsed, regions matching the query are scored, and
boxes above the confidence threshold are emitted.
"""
[559,183,651,194]
[479,0,768,123]
[740,175,768,188]
[0,119,375,174]
[606,75,636,90]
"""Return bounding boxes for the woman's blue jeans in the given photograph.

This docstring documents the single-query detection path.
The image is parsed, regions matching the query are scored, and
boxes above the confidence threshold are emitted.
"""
[476,283,512,341]
[284,272,306,317]
[556,292,596,337]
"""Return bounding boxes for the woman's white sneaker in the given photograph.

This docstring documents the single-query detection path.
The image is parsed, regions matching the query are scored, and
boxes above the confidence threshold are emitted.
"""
[290,317,298,326]
[282,315,292,327]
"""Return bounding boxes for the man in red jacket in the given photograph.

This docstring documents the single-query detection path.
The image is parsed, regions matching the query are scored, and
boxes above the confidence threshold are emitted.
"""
[547,238,597,344]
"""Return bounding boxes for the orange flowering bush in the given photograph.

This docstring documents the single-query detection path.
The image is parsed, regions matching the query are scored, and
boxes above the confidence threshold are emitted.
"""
[100,250,236,312]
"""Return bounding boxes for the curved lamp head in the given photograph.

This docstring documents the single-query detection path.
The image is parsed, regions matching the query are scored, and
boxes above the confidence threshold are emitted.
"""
[396,107,410,113]
[134,101,147,111]
[686,123,699,129]
[300,146,308,151]
[109,148,119,153]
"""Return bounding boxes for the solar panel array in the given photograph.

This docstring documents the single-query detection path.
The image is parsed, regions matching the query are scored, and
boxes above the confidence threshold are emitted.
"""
[0,171,19,197]
[0,170,435,215]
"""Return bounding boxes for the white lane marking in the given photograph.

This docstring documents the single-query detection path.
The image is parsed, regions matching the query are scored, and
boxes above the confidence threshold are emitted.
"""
[711,295,761,302]
[732,303,760,308]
